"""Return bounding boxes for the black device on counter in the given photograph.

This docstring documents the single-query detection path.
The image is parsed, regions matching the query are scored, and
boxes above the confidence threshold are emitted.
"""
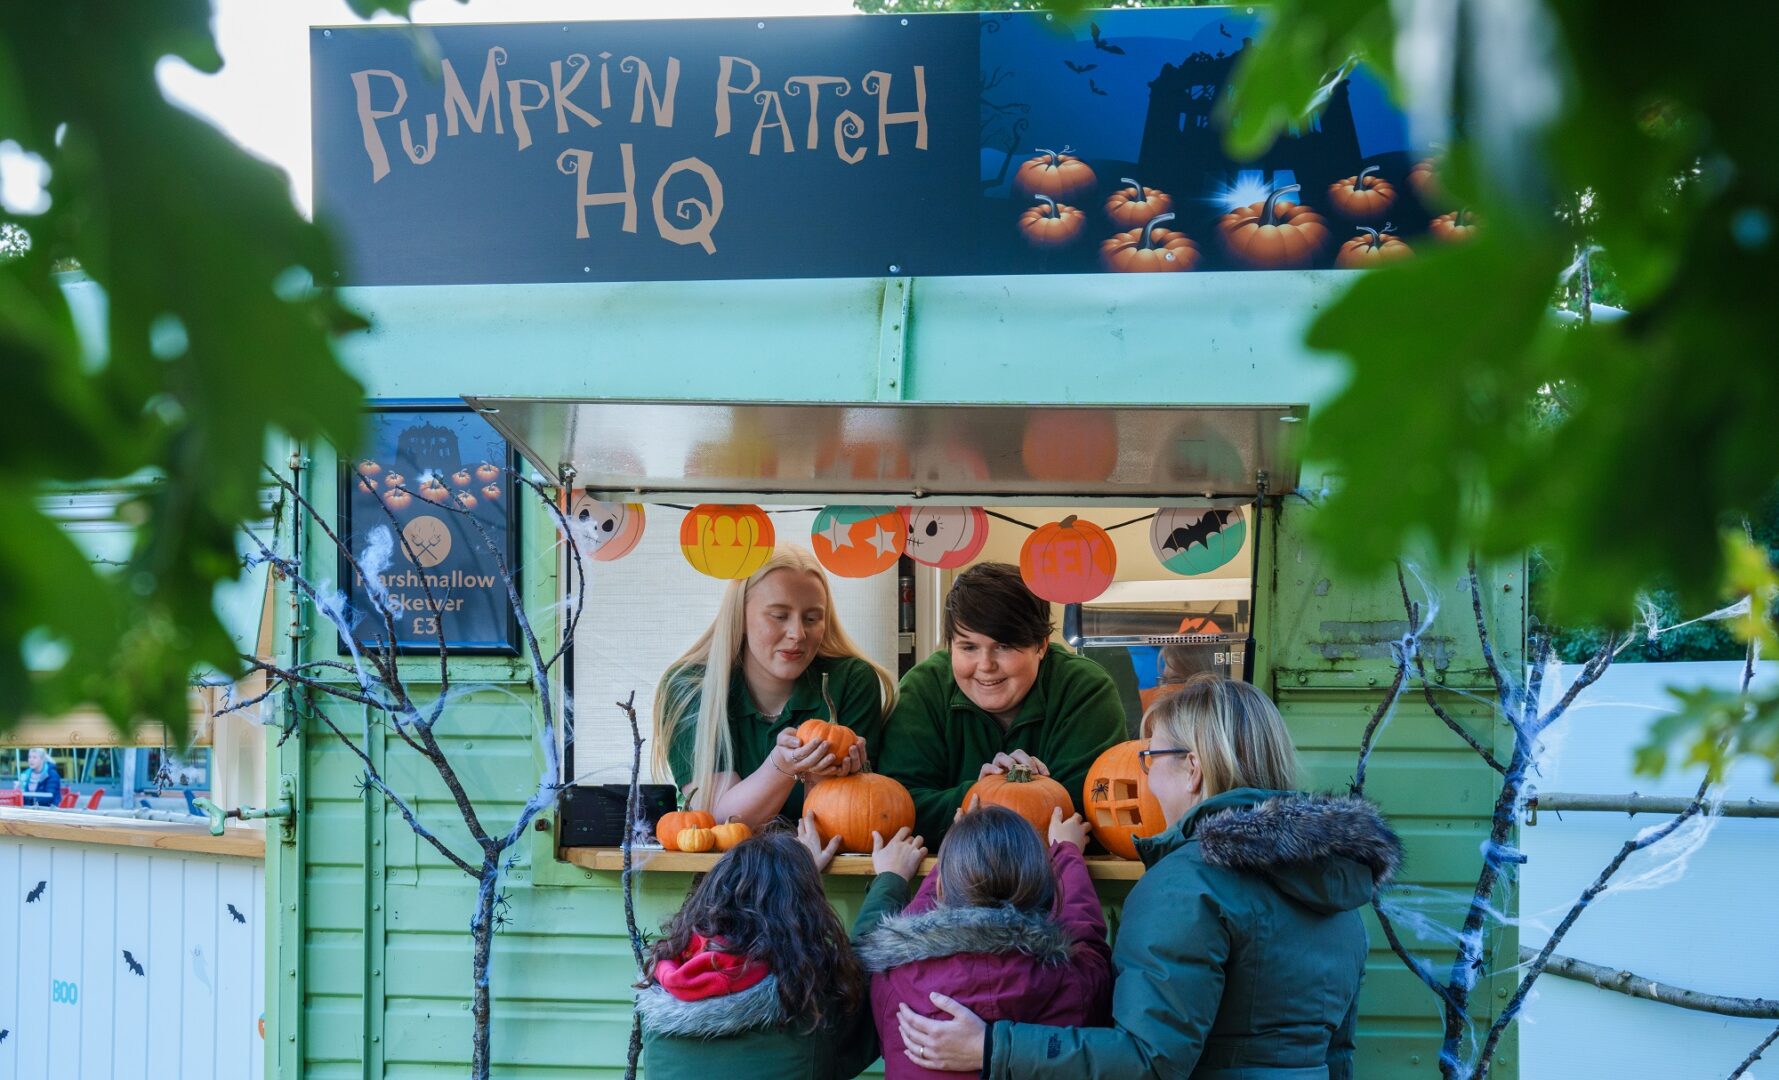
[558,783,679,847]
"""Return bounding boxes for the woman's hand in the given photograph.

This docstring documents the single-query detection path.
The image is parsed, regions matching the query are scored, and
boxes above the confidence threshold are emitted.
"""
[1048,806,1091,850]
[798,812,842,872]
[805,738,866,785]
[770,728,835,779]
[978,749,1050,778]
[897,995,986,1071]
[871,826,927,879]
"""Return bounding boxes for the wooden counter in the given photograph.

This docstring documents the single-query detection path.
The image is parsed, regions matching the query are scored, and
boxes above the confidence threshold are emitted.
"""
[0,807,265,859]
[562,845,1147,880]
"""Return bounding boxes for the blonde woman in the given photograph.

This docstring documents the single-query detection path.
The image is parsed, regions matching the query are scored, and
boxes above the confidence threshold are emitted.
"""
[653,546,896,831]
[898,674,1403,1080]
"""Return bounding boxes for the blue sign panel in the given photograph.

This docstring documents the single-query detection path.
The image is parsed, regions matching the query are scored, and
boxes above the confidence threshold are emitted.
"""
[312,10,1433,285]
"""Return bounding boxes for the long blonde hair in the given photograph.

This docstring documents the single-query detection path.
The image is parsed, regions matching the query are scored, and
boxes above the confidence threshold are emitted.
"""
[1144,674,1299,798]
[652,545,896,811]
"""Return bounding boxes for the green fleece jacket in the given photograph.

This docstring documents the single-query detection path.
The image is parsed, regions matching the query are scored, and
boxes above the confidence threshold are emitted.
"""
[876,644,1125,843]
[987,788,1403,1080]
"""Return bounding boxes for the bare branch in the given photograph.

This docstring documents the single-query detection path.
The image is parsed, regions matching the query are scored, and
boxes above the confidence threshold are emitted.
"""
[311,708,479,877]
[1374,897,1460,1012]
[1523,948,1779,1019]
[1468,552,1512,709]
[1730,1024,1779,1079]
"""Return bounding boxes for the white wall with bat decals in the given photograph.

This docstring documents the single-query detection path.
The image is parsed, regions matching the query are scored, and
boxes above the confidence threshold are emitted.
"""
[0,834,265,1080]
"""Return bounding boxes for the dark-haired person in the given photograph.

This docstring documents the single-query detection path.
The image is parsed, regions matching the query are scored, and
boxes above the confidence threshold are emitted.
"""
[877,562,1125,843]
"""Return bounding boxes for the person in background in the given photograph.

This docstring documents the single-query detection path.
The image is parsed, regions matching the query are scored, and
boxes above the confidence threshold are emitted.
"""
[16,748,63,808]
[879,563,1125,843]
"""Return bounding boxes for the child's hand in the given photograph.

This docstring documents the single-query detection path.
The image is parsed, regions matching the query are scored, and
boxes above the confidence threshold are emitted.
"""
[952,793,982,824]
[798,812,842,872]
[871,826,927,879]
[1048,806,1091,850]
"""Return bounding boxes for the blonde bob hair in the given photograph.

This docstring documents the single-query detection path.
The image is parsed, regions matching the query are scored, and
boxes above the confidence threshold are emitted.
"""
[652,545,895,811]
[1143,674,1299,797]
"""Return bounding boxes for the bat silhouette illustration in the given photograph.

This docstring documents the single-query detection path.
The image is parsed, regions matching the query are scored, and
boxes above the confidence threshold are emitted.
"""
[1089,78,1108,96]
[0,1028,9,1045]
[123,949,145,977]
[1090,22,1126,55]
[1219,21,1232,37]
[1161,510,1236,554]
[227,903,246,925]
[26,880,46,903]
[1063,60,1098,74]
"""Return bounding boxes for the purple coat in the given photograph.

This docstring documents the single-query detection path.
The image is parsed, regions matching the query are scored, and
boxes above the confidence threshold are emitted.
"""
[853,842,1113,1079]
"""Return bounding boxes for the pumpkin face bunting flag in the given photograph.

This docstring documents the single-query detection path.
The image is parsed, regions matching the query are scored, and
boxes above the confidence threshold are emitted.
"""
[1020,515,1117,604]
[811,505,905,578]
[680,504,775,580]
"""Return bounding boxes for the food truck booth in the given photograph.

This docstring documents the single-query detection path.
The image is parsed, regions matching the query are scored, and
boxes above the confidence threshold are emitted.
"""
[257,9,1526,1078]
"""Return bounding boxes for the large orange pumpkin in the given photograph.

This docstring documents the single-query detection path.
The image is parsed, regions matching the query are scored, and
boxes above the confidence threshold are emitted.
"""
[962,764,1075,836]
[1334,224,1414,269]
[680,503,775,579]
[1220,185,1329,268]
[1429,208,1479,243]
[1100,211,1200,273]
[1017,195,1087,249]
[1326,165,1396,221]
[1019,515,1117,604]
[1082,740,1167,860]
[1103,177,1174,230]
[795,718,861,765]
[803,772,916,854]
[1012,147,1097,202]
[657,810,716,850]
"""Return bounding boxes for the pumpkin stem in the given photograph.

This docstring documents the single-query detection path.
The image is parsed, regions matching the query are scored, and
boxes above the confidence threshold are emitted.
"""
[1035,194,1060,219]
[1354,226,1381,250]
[820,672,834,724]
[1351,164,1379,192]
[1059,514,1080,529]
[1007,763,1034,783]
[1140,211,1177,250]
[1263,184,1302,227]
[1035,146,1070,167]
[1119,177,1146,203]
[1456,207,1470,228]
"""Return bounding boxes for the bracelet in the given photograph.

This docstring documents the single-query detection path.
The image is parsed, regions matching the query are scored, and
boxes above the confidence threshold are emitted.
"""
[772,758,797,779]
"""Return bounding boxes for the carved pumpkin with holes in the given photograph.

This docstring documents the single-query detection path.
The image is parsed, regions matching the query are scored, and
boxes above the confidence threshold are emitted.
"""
[1429,209,1480,243]
[1018,196,1087,249]
[568,494,646,563]
[1019,515,1117,604]
[1082,740,1166,860]
[1103,177,1174,230]
[1326,165,1397,221]
[1220,185,1329,268]
[1101,212,1200,273]
[680,503,774,579]
[1013,148,1097,202]
[1335,224,1414,268]
[803,772,916,854]
[901,506,989,570]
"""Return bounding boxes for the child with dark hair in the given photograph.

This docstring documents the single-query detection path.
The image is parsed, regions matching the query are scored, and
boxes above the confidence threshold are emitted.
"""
[852,805,1112,1078]
[636,825,877,1079]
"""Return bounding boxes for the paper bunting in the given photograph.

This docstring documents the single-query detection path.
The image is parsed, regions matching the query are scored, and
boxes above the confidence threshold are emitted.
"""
[680,504,775,579]
[1150,507,1245,576]
[901,506,989,569]
[1019,515,1117,604]
[812,505,905,578]
[567,494,646,563]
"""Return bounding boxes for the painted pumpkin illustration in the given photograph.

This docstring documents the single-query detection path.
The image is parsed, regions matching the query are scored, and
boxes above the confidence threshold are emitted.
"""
[450,468,473,488]
[1082,740,1166,860]
[357,460,382,479]
[417,475,451,504]
[1408,155,1447,206]
[1221,185,1329,268]
[382,472,405,489]
[1103,177,1174,231]
[1150,507,1245,576]
[901,506,990,570]
[796,719,861,764]
[811,505,905,578]
[1019,515,1117,604]
[383,488,413,512]
[962,763,1075,836]
[657,809,716,850]
[569,494,647,563]
[1100,211,1200,273]
[1013,147,1097,203]
[680,503,774,580]
[1326,165,1396,221]
[1018,195,1087,249]
[450,491,478,511]
[475,462,501,484]
[481,482,502,502]
[1021,410,1118,484]
[1335,223,1414,269]
[803,772,917,854]
[1430,208,1479,243]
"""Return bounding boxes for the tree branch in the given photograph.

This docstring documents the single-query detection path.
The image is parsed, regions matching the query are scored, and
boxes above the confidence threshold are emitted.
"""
[1468,552,1512,710]
[1521,947,1779,1019]
[1730,1024,1779,1079]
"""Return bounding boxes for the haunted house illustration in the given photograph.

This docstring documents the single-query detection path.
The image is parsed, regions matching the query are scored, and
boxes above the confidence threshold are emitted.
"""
[398,421,463,481]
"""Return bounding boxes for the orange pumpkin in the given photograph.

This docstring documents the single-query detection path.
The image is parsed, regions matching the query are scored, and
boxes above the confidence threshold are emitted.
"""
[357,460,382,479]
[657,809,716,850]
[711,820,753,851]
[1018,195,1087,249]
[1408,156,1446,207]
[803,772,916,854]
[1082,740,1166,860]
[1013,147,1097,203]
[1429,208,1479,243]
[795,718,861,764]
[1335,223,1414,269]
[1103,177,1174,230]
[1220,185,1329,268]
[963,763,1075,836]
[1100,212,1200,273]
[677,827,717,853]
[1019,515,1117,604]
[680,503,775,579]
[383,488,413,512]
[1326,165,1396,221]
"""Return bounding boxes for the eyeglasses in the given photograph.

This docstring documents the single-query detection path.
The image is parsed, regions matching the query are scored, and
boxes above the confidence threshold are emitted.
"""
[1137,748,1193,775]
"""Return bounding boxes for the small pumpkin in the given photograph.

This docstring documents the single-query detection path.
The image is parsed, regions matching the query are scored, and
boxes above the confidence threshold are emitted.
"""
[1429,208,1479,243]
[1326,165,1396,221]
[1103,177,1174,230]
[1082,740,1166,860]
[803,772,916,854]
[795,718,860,764]
[1220,185,1329,268]
[1017,195,1087,249]
[1408,155,1447,207]
[1334,223,1414,268]
[357,460,382,479]
[657,809,716,850]
[418,475,451,504]
[450,468,474,488]
[1100,211,1200,273]
[474,462,501,483]
[962,763,1075,837]
[676,827,718,853]
[383,488,413,512]
[1013,147,1097,203]
[711,820,753,851]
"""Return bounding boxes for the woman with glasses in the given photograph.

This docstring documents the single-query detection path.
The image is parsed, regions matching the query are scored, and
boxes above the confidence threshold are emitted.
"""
[894,674,1403,1080]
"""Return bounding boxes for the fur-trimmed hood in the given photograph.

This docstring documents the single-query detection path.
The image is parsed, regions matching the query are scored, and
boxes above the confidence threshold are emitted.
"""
[635,975,788,1038]
[855,904,1073,972]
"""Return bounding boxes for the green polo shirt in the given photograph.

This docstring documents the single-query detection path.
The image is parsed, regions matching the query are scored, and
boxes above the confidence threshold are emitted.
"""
[877,643,1126,842]
[664,654,886,823]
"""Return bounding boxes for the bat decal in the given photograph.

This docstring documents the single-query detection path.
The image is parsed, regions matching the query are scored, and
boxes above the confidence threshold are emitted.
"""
[1219,21,1233,37]
[1063,60,1098,74]
[1090,22,1126,55]
[1161,510,1237,555]
[26,880,46,903]
[1089,78,1108,96]
[123,950,145,977]
[227,903,246,925]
